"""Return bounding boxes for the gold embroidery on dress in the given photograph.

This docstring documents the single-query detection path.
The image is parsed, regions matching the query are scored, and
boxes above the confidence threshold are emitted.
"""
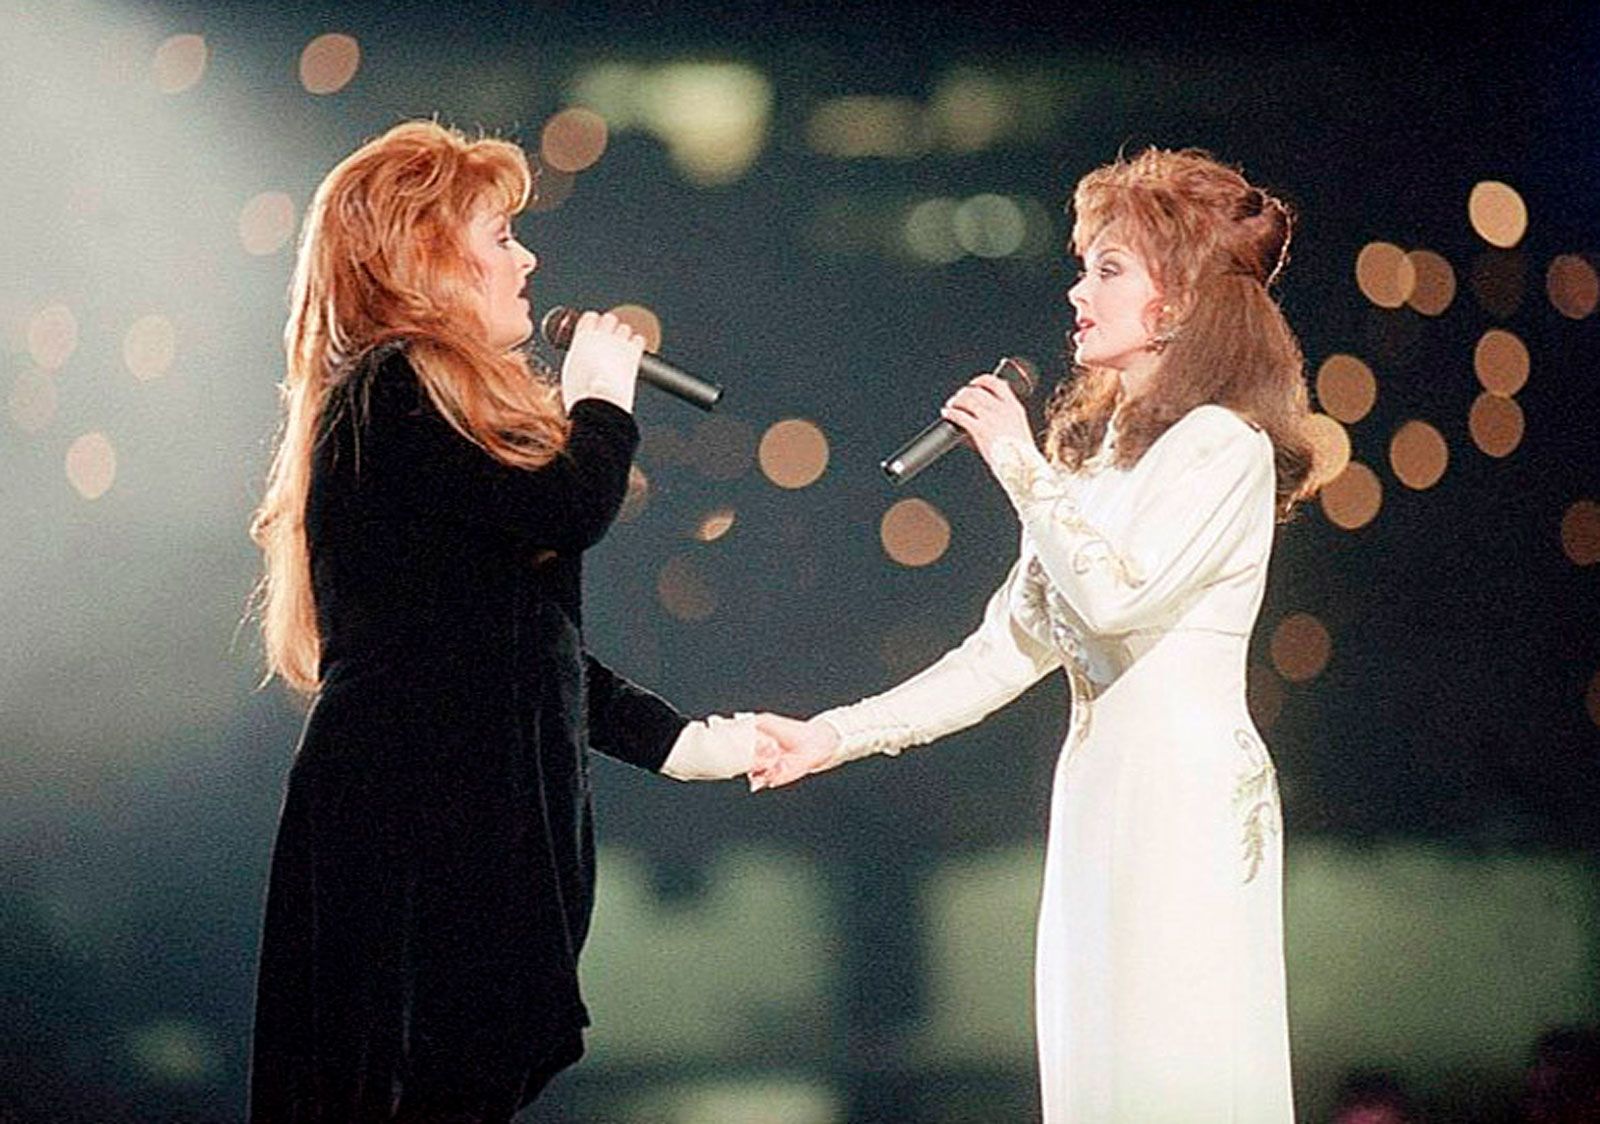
[994,442,1142,589]
[1232,728,1281,884]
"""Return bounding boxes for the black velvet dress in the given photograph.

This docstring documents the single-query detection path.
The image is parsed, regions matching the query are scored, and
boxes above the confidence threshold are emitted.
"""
[249,343,688,1123]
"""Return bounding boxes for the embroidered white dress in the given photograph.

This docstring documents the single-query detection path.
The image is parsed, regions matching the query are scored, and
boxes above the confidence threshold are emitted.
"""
[818,404,1294,1123]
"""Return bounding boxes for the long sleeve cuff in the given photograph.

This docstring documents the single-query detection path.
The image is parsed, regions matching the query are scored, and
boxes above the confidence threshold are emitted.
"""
[660,713,758,781]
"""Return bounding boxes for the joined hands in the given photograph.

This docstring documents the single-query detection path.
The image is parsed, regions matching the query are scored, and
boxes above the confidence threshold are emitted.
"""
[748,713,840,791]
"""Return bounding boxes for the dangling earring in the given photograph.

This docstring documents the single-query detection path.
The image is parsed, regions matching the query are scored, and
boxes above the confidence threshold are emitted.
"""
[1147,306,1179,353]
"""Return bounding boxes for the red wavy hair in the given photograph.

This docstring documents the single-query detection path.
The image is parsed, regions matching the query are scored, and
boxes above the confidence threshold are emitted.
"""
[250,120,567,694]
[1044,148,1315,520]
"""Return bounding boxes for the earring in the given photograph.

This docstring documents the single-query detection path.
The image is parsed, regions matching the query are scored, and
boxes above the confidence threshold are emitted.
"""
[1147,306,1179,352]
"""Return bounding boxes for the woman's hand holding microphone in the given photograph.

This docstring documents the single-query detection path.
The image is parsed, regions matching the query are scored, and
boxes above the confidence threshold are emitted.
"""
[560,311,646,414]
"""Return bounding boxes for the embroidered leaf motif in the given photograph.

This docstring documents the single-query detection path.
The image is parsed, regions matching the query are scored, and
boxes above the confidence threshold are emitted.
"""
[994,441,1143,589]
[1232,728,1281,884]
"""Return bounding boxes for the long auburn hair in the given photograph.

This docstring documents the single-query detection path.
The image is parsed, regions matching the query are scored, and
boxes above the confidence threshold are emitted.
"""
[1043,147,1315,520]
[250,120,567,694]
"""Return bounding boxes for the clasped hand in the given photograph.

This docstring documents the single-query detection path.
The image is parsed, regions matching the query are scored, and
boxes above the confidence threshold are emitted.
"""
[748,713,839,790]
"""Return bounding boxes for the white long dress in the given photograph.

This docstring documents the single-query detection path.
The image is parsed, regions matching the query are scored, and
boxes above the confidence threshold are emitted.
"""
[818,404,1294,1122]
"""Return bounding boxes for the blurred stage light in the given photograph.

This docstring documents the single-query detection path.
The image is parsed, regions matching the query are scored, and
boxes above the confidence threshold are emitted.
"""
[1271,612,1332,682]
[758,418,829,489]
[1473,328,1529,396]
[299,32,360,95]
[152,33,206,95]
[1320,461,1382,530]
[123,314,176,381]
[1468,393,1523,458]
[634,62,772,186]
[607,303,662,353]
[238,192,296,256]
[657,554,716,621]
[1469,180,1527,248]
[928,67,1016,152]
[693,508,736,542]
[902,198,964,264]
[617,465,650,523]
[1315,354,1377,424]
[65,430,117,500]
[1546,254,1598,319]
[125,1019,222,1084]
[1304,413,1352,488]
[805,96,928,159]
[1404,249,1456,316]
[953,194,1027,259]
[1561,500,1600,567]
[1389,420,1448,490]
[881,497,951,567]
[541,107,609,173]
[27,303,78,370]
[1356,242,1415,309]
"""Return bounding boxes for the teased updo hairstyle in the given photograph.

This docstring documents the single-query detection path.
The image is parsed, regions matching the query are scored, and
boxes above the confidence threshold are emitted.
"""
[1044,147,1315,520]
[251,120,566,694]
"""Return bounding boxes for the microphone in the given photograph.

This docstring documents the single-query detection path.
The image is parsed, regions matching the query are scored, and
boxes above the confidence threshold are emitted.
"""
[539,306,724,411]
[881,356,1038,485]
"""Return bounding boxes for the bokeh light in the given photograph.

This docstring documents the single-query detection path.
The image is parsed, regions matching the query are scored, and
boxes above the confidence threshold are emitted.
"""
[123,315,177,381]
[1470,251,1526,318]
[1404,250,1456,316]
[541,107,610,173]
[617,466,649,523]
[1315,354,1377,424]
[608,304,663,352]
[126,1019,221,1084]
[1468,393,1523,458]
[1304,413,1352,488]
[1356,242,1415,309]
[1473,329,1529,397]
[1468,181,1527,248]
[8,370,58,433]
[299,33,361,95]
[881,498,951,567]
[239,192,296,256]
[1389,421,1448,490]
[952,194,1027,258]
[903,198,965,264]
[1271,612,1332,682]
[758,419,830,489]
[1546,254,1599,319]
[152,34,207,94]
[688,416,756,481]
[1320,461,1382,530]
[805,96,927,159]
[928,67,1015,152]
[28,304,78,370]
[693,508,736,542]
[1561,500,1600,567]
[66,431,117,500]
[657,555,716,620]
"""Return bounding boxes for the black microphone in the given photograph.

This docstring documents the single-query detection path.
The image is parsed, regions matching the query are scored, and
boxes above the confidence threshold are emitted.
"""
[539,306,724,411]
[881,356,1038,485]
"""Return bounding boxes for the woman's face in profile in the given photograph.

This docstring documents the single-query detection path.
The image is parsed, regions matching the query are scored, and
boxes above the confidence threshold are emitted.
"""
[1066,226,1163,385]
[464,208,539,351]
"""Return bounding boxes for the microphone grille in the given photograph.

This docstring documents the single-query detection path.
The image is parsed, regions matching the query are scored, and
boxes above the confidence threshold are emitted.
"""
[994,356,1038,399]
[539,305,582,349]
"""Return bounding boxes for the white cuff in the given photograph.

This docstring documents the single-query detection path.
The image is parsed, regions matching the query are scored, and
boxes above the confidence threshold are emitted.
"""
[660,712,757,781]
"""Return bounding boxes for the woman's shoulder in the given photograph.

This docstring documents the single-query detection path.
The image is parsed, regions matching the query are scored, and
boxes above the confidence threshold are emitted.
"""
[1141,404,1272,480]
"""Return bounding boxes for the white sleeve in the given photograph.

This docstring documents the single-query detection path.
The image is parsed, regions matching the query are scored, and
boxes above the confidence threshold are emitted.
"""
[989,405,1275,636]
[814,558,1062,764]
[660,713,757,781]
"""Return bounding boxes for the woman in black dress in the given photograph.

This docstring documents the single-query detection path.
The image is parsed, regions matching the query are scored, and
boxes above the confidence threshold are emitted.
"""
[247,120,757,1123]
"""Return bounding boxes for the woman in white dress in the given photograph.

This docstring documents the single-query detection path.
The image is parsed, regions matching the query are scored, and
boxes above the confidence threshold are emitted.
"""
[752,148,1317,1122]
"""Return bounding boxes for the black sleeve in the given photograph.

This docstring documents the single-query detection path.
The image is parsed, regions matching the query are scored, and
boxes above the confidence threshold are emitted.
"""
[346,350,639,554]
[584,652,689,772]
